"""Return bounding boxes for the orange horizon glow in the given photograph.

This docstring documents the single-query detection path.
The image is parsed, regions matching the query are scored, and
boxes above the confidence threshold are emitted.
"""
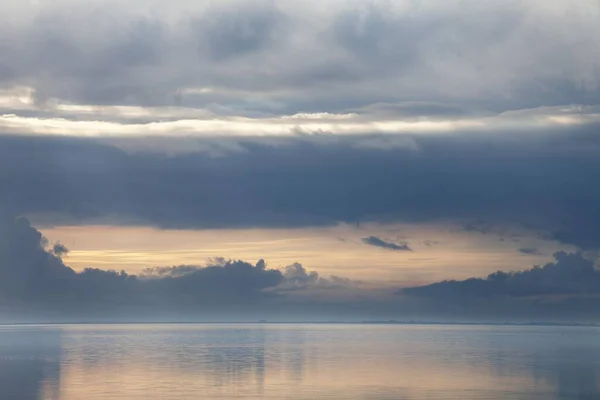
[38,222,567,286]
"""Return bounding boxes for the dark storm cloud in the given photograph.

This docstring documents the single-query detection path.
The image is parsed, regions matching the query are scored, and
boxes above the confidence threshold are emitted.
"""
[362,236,412,252]
[0,217,285,312]
[403,252,600,298]
[0,217,359,319]
[2,125,600,248]
[0,215,78,303]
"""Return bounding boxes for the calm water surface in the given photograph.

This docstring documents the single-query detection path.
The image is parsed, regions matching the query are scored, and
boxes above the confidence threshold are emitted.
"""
[0,323,599,399]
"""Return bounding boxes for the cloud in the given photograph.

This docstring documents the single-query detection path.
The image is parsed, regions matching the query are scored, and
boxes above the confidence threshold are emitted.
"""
[5,217,600,322]
[198,2,286,61]
[0,217,286,312]
[403,252,600,298]
[51,242,69,257]
[0,216,77,305]
[0,0,599,120]
[278,262,356,291]
[362,236,412,252]
[3,126,600,249]
[0,216,362,321]
[519,247,541,255]
[140,265,206,278]
[138,257,284,302]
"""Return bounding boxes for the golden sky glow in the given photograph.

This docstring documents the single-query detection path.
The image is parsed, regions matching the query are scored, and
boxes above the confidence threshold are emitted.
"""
[39,222,570,285]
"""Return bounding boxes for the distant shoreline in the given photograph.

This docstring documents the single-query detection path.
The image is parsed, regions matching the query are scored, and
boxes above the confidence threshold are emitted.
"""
[0,321,598,327]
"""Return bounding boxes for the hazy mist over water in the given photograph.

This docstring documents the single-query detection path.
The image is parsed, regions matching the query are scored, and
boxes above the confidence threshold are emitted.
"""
[1,323,599,399]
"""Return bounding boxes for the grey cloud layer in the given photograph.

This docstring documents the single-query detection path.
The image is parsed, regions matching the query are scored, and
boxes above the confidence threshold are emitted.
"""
[2,127,600,248]
[1,0,599,116]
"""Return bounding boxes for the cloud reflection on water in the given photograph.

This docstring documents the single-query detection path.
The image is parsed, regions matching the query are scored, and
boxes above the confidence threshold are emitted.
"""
[0,324,599,399]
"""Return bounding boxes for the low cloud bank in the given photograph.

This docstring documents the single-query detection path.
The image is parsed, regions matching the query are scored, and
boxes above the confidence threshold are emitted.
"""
[3,216,600,322]
[0,217,353,319]
[404,252,600,298]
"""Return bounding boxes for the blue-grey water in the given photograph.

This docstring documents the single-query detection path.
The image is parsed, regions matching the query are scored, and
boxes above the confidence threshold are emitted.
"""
[1,324,599,399]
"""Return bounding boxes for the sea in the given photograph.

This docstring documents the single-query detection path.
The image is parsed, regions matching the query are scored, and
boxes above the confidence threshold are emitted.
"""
[1,323,599,399]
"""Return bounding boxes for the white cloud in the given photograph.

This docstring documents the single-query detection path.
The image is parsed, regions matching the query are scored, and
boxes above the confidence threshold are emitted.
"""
[0,0,599,137]
[2,98,600,138]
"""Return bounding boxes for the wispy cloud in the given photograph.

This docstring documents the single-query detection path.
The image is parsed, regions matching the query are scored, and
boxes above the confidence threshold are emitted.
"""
[362,236,412,252]
[519,248,542,255]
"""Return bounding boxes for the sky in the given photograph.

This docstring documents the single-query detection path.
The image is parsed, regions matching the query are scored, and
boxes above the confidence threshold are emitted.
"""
[1,0,600,321]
